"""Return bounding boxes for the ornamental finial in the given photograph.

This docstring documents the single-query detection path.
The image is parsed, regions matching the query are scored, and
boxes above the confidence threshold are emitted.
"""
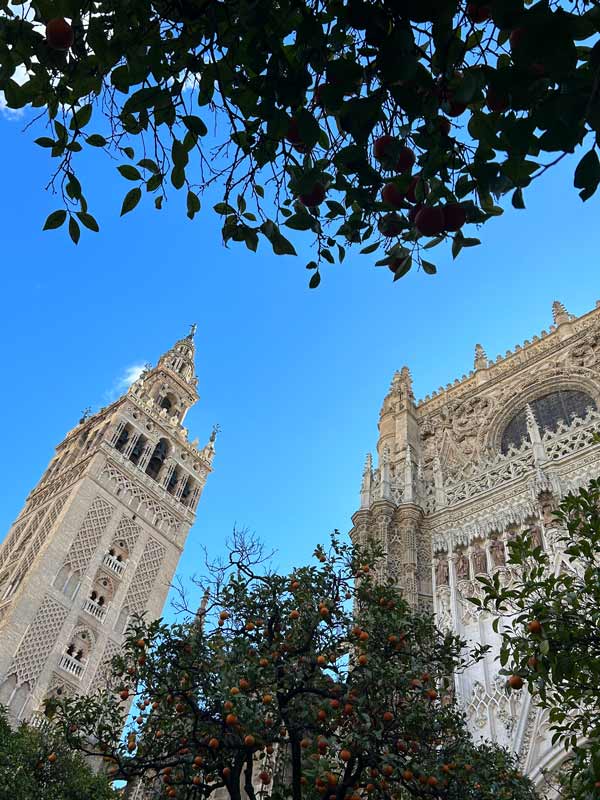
[188,323,198,339]
[474,343,488,370]
[552,301,572,325]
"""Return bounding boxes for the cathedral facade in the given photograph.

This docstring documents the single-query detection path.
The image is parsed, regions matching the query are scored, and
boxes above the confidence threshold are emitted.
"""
[0,328,214,727]
[350,300,600,793]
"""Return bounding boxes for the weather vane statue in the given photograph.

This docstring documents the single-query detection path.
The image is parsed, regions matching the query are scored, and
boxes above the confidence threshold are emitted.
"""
[189,323,197,338]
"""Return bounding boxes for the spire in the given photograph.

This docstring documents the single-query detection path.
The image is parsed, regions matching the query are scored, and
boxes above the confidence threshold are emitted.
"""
[552,301,573,325]
[200,424,219,464]
[390,366,415,404]
[360,453,373,509]
[155,326,199,389]
[474,343,488,370]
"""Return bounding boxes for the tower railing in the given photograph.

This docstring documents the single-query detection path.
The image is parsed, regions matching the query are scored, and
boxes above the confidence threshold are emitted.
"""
[102,551,126,576]
[59,653,86,678]
[83,597,109,622]
[28,710,52,732]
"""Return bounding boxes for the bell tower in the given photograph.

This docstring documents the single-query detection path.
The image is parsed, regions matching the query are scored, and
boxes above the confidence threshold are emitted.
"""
[0,326,216,725]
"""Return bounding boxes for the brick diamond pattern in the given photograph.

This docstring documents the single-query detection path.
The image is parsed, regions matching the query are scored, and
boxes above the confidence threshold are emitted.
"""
[19,494,69,577]
[0,510,45,570]
[12,595,69,686]
[63,497,115,575]
[113,515,141,552]
[87,638,120,694]
[125,538,166,615]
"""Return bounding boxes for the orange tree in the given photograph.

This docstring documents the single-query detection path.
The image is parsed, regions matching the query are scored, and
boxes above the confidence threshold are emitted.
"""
[0,706,117,800]
[1,1,600,285]
[55,533,535,800]
[476,480,600,800]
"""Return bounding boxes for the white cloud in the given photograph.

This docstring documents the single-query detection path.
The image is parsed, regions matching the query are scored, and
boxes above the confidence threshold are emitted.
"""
[103,363,146,404]
[116,364,146,392]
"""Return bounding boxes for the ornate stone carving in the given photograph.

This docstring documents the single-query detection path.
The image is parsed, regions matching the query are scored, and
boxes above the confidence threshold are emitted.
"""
[455,552,470,580]
[63,497,115,575]
[472,545,487,575]
[123,538,167,616]
[435,558,449,586]
[11,595,69,687]
[490,538,506,567]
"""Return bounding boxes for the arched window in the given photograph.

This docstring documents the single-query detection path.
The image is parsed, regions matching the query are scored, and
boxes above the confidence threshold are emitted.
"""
[166,466,180,495]
[115,424,132,453]
[180,476,196,506]
[129,434,147,466]
[500,390,596,454]
[146,438,170,480]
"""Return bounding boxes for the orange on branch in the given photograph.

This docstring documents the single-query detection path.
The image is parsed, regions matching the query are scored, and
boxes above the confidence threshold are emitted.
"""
[508,675,524,690]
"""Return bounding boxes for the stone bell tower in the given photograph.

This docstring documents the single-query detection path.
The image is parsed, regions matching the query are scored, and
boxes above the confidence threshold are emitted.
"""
[0,326,216,725]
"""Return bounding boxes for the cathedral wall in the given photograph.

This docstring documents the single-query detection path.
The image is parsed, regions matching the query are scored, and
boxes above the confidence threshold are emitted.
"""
[354,302,600,793]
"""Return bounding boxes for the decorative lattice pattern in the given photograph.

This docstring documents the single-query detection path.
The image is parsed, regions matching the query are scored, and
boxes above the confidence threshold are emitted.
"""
[12,595,69,686]
[100,463,182,533]
[18,494,69,577]
[87,638,120,694]
[124,538,166,615]
[0,510,45,570]
[0,519,28,569]
[26,460,87,513]
[113,514,141,552]
[63,497,115,575]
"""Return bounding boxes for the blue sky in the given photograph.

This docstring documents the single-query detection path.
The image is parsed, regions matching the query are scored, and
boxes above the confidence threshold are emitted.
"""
[1,111,599,619]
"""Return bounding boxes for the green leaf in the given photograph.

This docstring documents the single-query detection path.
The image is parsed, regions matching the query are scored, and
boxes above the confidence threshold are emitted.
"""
[187,191,201,220]
[451,235,463,260]
[120,187,142,216]
[138,159,159,173]
[54,121,68,143]
[244,229,258,252]
[76,212,99,232]
[284,213,313,231]
[171,166,185,190]
[70,104,92,130]
[34,137,56,148]
[68,216,80,244]
[146,174,162,192]
[360,242,379,254]
[181,115,208,137]
[86,134,107,147]
[214,203,236,215]
[421,259,437,275]
[512,187,526,209]
[574,148,600,199]
[43,210,67,230]
[271,232,297,256]
[309,271,321,289]
[118,165,142,181]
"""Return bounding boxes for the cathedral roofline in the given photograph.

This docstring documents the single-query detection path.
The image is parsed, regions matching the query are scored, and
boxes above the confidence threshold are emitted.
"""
[414,299,600,410]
